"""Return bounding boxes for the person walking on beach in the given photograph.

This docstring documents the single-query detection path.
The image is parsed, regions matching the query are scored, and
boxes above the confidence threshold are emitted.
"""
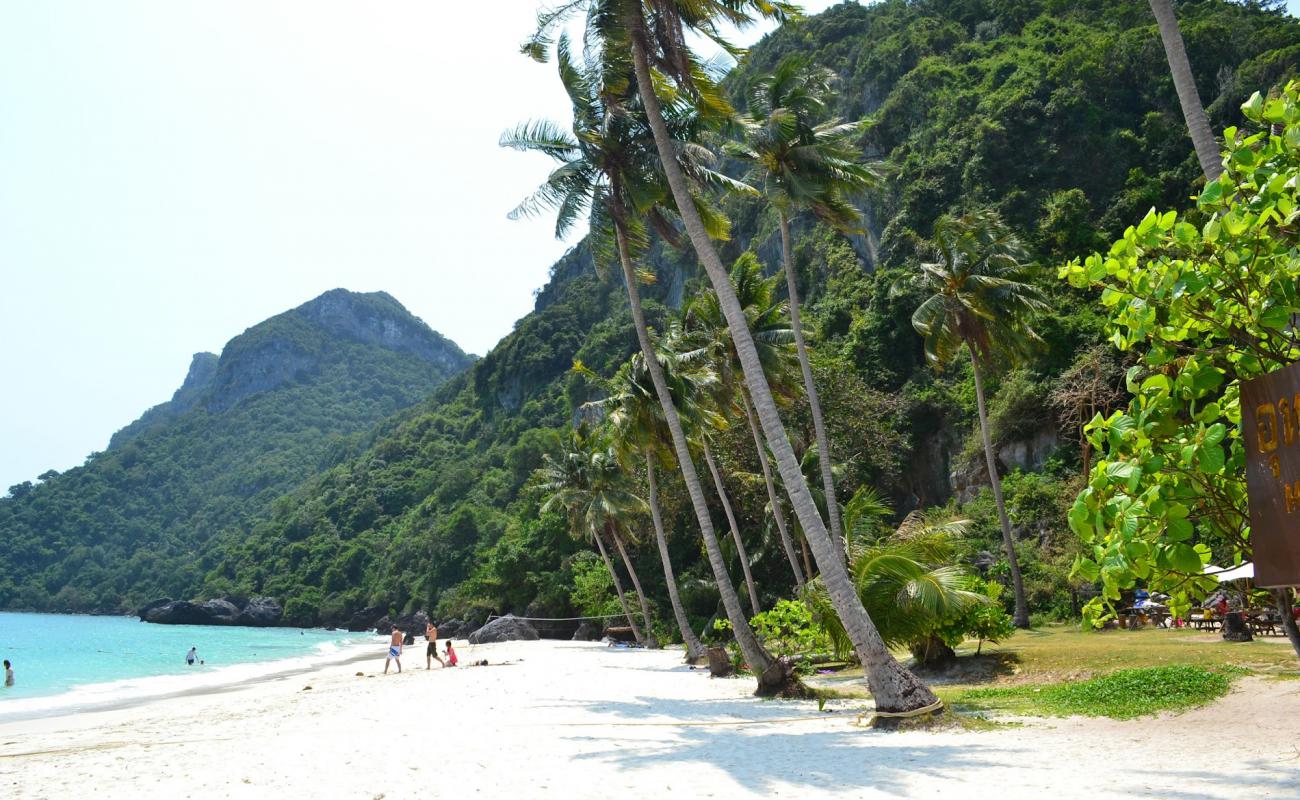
[186,647,197,666]
[426,621,445,670]
[4,660,13,687]
[384,627,404,674]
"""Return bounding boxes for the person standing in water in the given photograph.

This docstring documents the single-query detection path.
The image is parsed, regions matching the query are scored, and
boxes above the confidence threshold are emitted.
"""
[4,660,13,686]
[426,621,445,670]
[186,647,197,666]
[384,627,403,674]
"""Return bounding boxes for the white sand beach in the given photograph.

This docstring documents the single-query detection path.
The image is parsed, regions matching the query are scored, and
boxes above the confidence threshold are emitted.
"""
[2,639,1298,800]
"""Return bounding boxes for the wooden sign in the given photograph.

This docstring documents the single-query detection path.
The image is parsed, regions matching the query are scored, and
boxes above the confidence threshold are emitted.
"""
[1241,360,1300,587]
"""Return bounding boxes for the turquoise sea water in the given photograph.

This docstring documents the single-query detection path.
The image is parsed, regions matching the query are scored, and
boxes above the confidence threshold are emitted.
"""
[0,612,373,719]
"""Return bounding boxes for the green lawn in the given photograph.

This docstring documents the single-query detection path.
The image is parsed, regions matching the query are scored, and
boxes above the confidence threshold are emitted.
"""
[809,625,1299,719]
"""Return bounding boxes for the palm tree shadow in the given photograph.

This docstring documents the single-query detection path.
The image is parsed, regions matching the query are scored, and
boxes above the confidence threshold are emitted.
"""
[564,724,1010,795]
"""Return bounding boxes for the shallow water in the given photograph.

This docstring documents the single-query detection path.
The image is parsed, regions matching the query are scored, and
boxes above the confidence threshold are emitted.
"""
[0,611,374,719]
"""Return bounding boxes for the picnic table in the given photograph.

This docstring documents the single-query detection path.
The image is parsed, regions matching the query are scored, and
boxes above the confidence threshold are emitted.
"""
[1246,609,1284,637]
[1187,609,1222,631]
[1120,606,1172,628]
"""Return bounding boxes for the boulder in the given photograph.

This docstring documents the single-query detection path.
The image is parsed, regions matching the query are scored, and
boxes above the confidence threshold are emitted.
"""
[235,597,283,627]
[390,611,430,636]
[572,621,601,641]
[373,616,393,635]
[201,598,241,624]
[468,614,538,644]
[136,598,173,621]
[142,601,214,626]
[438,619,467,638]
[345,606,389,633]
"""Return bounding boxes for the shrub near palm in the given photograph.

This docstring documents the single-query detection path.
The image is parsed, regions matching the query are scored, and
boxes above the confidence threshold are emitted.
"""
[1060,81,1300,638]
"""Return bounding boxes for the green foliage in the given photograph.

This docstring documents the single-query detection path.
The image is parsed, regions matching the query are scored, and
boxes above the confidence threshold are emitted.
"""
[8,2,1300,631]
[934,579,1015,652]
[810,511,987,656]
[749,598,832,657]
[1061,80,1300,624]
[961,665,1236,719]
[0,292,469,613]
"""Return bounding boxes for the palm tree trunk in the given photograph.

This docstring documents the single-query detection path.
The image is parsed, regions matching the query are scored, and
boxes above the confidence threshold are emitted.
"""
[800,535,814,582]
[611,528,654,644]
[779,212,846,562]
[970,347,1030,629]
[594,524,644,644]
[610,220,778,688]
[703,442,761,617]
[1149,0,1222,181]
[740,386,805,589]
[645,451,708,661]
[1275,588,1300,659]
[628,24,935,715]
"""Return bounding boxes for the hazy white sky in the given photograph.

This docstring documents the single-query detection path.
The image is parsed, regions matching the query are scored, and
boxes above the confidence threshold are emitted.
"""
[0,1,842,489]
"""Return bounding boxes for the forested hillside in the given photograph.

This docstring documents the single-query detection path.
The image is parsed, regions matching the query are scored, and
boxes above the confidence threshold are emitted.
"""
[0,290,472,612]
[7,0,1298,631]
[193,0,1300,628]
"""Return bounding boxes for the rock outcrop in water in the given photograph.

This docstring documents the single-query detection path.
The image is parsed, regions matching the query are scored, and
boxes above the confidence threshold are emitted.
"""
[139,596,284,627]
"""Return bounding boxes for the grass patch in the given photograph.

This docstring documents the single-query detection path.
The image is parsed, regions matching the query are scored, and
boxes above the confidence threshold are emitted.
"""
[957,665,1237,719]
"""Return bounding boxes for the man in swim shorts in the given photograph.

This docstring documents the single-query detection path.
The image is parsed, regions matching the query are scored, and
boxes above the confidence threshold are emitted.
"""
[186,647,197,666]
[426,620,445,669]
[384,627,403,674]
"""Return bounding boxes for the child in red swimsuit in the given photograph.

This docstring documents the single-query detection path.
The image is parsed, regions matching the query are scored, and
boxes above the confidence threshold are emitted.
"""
[445,640,458,667]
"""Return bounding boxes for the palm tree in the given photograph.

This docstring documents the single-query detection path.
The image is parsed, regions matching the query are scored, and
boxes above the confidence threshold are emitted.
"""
[810,510,986,667]
[1148,0,1222,181]
[503,39,789,693]
[729,55,884,563]
[526,0,940,716]
[682,253,806,590]
[587,355,709,661]
[892,210,1049,629]
[538,431,650,644]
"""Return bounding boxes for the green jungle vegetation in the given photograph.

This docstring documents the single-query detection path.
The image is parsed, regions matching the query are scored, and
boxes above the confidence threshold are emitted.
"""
[3,1,1300,674]
[0,290,472,612]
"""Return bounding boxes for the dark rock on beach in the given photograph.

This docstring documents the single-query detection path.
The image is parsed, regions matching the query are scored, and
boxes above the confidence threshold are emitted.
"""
[468,615,538,644]
[572,621,601,641]
[345,606,389,633]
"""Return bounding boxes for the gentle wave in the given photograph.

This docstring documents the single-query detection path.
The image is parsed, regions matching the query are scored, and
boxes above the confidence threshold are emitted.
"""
[0,638,377,722]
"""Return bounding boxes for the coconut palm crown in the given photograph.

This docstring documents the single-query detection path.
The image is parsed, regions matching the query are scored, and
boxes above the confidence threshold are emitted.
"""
[897,210,1049,370]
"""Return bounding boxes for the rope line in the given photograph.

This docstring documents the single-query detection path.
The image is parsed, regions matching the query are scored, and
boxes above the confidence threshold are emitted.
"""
[485,613,623,622]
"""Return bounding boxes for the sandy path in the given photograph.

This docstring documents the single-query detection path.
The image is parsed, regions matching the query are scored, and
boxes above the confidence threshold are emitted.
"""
[2,640,1297,799]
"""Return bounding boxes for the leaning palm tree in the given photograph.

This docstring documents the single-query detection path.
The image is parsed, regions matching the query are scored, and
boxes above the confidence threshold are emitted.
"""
[503,39,791,693]
[584,355,710,662]
[728,55,884,563]
[538,431,651,644]
[1149,0,1222,181]
[891,210,1049,629]
[681,253,806,591]
[526,0,941,717]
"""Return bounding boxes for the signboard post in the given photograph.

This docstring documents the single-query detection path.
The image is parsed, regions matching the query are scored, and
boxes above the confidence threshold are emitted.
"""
[1241,361,1300,587]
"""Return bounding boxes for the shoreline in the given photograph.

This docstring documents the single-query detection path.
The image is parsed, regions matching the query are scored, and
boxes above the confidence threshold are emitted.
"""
[0,634,385,724]
[2,640,1297,799]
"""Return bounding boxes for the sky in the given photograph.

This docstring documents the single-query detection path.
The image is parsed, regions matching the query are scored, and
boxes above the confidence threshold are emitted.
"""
[0,1,843,490]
